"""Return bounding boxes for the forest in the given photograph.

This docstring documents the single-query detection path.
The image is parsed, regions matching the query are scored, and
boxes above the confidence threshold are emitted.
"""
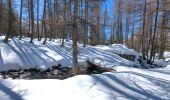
[1,0,170,100]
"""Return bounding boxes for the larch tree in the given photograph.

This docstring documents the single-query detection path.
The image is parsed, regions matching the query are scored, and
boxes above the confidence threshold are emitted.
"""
[149,0,160,64]
[30,0,34,43]
[83,0,89,47]
[72,0,79,75]
[19,0,23,40]
[43,0,47,44]
[3,0,13,43]
[37,0,40,41]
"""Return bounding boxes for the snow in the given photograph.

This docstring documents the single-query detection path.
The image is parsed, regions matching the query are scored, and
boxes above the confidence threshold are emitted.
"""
[94,44,141,66]
[1,36,170,100]
[164,52,170,58]
[0,37,142,71]
[95,44,140,56]
[1,66,170,100]
[0,37,72,71]
[153,59,167,67]
[164,51,170,62]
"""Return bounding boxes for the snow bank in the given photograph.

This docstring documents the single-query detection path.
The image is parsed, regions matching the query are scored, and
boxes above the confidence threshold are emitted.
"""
[164,52,170,62]
[153,59,167,67]
[1,66,170,100]
[164,51,170,58]
[0,36,144,71]
[95,44,141,59]
[0,37,71,71]
[93,44,141,67]
[79,46,137,68]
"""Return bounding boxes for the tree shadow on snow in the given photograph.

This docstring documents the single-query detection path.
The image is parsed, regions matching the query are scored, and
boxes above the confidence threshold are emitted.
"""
[148,69,170,75]
[117,71,170,93]
[46,44,72,59]
[0,82,24,100]
[90,73,167,100]
[0,48,4,64]
[7,39,60,66]
[82,47,129,67]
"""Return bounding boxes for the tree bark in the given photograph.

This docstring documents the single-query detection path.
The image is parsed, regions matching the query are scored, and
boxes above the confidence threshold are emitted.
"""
[37,0,40,41]
[149,0,160,64]
[19,0,23,40]
[72,0,79,75]
[30,0,34,43]
[0,0,3,33]
[43,0,47,44]
[4,0,12,43]
[141,0,146,57]
[83,0,88,47]
[61,0,67,46]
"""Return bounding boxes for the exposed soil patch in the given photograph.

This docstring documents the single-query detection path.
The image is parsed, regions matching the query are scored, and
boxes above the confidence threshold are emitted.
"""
[0,64,113,80]
[0,67,74,80]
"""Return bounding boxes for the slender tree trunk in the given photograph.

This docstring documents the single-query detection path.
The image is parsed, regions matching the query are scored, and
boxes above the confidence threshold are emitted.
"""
[146,14,153,60]
[72,0,79,75]
[19,0,23,40]
[54,0,59,40]
[102,11,107,45]
[125,10,129,43]
[4,0,12,43]
[28,0,31,37]
[83,1,88,47]
[37,0,40,41]
[30,0,34,43]
[48,0,53,41]
[40,20,43,41]
[54,0,59,21]
[149,0,160,64]
[43,0,47,44]
[159,0,168,59]
[0,0,3,33]
[131,10,136,49]
[119,12,123,44]
[96,2,100,45]
[141,0,146,58]
[61,0,67,46]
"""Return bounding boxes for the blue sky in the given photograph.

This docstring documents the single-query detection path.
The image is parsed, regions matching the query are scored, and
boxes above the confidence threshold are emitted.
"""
[13,0,115,39]
[13,0,115,18]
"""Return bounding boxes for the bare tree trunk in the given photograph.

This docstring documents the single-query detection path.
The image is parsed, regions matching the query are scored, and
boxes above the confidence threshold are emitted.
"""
[0,0,3,33]
[141,0,146,57]
[159,0,168,59]
[54,0,59,21]
[40,20,43,41]
[61,0,67,46]
[30,0,34,43]
[149,0,160,64]
[102,10,107,45]
[28,0,30,37]
[146,13,153,60]
[125,7,129,44]
[37,0,40,41]
[4,0,12,43]
[43,0,47,44]
[72,0,79,75]
[19,0,23,40]
[131,9,136,48]
[54,0,59,40]
[83,0,88,47]
[48,0,53,41]
[96,2,100,45]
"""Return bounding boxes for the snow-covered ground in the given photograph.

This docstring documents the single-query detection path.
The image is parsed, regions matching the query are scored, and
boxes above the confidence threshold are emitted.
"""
[0,36,73,71]
[164,52,170,62]
[1,66,170,100]
[0,36,141,71]
[1,36,170,100]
